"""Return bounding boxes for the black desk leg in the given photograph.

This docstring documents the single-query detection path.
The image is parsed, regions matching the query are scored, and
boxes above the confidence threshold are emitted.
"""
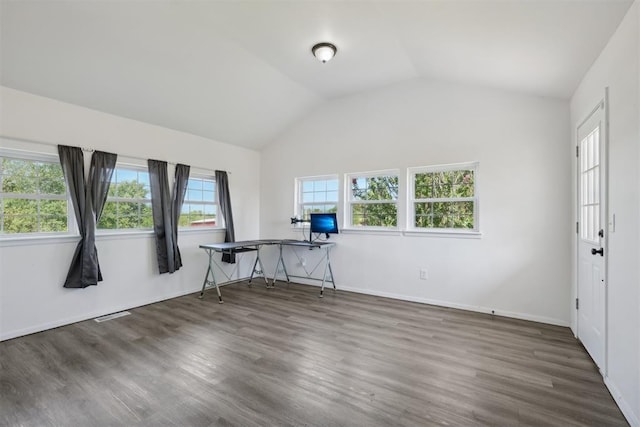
[199,264,210,299]
[320,248,336,298]
[248,251,258,287]
[199,251,223,303]
[272,244,290,286]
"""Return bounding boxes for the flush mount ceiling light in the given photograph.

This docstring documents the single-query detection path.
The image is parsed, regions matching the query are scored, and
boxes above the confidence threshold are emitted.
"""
[311,42,337,63]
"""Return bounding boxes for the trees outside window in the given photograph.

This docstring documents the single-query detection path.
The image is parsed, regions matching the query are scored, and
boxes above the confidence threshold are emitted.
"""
[347,172,399,228]
[2,158,224,234]
[409,163,478,231]
[0,155,69,235]
[98,167,152,230]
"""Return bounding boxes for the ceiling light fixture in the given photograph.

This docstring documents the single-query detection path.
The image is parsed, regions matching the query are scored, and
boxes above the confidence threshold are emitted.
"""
[312,42,337,63]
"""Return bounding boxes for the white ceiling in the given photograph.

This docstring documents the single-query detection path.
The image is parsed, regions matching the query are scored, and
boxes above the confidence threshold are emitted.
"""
[0,0,634,150]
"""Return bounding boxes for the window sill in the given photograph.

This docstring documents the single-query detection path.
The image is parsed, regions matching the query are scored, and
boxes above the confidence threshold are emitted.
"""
[178,227,226,235]
[96,227,226,240]
[0,233,80,247]
[403,229,482,239]
[96,230,155,241]
[340,228,402,236]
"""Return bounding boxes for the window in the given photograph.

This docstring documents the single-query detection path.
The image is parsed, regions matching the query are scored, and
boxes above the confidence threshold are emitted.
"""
[346,171,399,228]
[0,154,70,235]
[579,126,600,243]
[409,163,478,231]
[295,176,339,220]
[98,167,152,230]
[180,176,218,228]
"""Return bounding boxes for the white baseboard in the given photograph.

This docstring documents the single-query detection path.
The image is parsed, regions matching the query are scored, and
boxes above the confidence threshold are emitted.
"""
[0,278,255,342]
[290,278,570,327]
[0,286,203,341]
[604,376,639,427]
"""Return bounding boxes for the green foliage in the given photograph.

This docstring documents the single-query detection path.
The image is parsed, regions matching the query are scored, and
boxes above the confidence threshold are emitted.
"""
[414,170,475,229]
[2,158,65,195]
[98,180,152,229]
[352,203,398,227]
[0,160,221,232]
[1,158,68,234]
[414,170,474,199]
[351,176,398,227]
[352,176,398,201]
[415,201,474,229]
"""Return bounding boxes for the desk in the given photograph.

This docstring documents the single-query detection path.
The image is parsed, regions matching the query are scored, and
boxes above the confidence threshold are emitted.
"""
[199,240,272,303]
[273,240,336,297]
[199,239,336,302]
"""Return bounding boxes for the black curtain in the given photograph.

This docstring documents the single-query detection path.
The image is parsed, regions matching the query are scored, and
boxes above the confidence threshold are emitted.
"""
[170,164,190,271]
[58,146,117,288]
[216,170,236,263]
[148,160,175,274]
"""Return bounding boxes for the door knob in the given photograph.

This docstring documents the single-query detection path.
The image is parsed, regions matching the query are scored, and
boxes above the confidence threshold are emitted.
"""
[591,248,604,256]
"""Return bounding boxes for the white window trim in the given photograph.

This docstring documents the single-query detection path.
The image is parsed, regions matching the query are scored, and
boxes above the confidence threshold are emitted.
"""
[402,229,482,238]
[407,161,480,235]
[344,169,400,231]
[179,226,226,235]
[293,174,340,227]
[0,148,77,240]
[179,173,222,230]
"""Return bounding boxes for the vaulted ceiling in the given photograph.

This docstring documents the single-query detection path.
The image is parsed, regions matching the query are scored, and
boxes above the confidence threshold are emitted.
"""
[1,0,634,149]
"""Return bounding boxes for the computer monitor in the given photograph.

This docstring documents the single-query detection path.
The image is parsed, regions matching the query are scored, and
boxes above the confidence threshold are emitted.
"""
[309,213,339,241]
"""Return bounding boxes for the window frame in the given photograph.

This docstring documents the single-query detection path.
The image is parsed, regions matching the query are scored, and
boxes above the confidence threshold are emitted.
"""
[0,149,75,239]
[294,174,340,225]
[97,163,153,233]
[407,162,479,234]
[344,169,400,231]
[179,173,221,230]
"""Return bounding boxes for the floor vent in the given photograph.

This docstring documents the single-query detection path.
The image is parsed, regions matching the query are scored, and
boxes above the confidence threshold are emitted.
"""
[94,311,131,322]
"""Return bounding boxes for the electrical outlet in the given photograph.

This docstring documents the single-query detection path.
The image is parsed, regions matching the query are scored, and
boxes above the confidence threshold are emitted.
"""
[420,269,428,280]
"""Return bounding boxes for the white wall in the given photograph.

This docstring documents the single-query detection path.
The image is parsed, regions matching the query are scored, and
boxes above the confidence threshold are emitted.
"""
[0,87,261,340]
[570,2,639,425]
[259,78,571,326]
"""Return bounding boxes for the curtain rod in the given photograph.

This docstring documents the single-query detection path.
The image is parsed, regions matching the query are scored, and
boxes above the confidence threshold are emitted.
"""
[0,135,230,174]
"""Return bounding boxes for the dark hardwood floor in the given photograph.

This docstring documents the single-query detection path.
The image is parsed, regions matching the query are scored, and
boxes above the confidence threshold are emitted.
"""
[0,282,628,426]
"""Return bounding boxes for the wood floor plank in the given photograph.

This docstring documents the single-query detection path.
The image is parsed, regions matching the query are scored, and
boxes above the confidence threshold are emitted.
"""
[0,281,628,426]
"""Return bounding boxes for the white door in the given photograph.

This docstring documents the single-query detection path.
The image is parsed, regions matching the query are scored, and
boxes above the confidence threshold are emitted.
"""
[577,101,607,371]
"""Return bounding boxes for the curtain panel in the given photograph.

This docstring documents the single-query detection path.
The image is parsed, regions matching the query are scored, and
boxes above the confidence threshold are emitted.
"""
[170,164,190,271]
[58,146,117,288]
[215,170,236,263]
[148,160,174,273]
[149,161,189,273]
